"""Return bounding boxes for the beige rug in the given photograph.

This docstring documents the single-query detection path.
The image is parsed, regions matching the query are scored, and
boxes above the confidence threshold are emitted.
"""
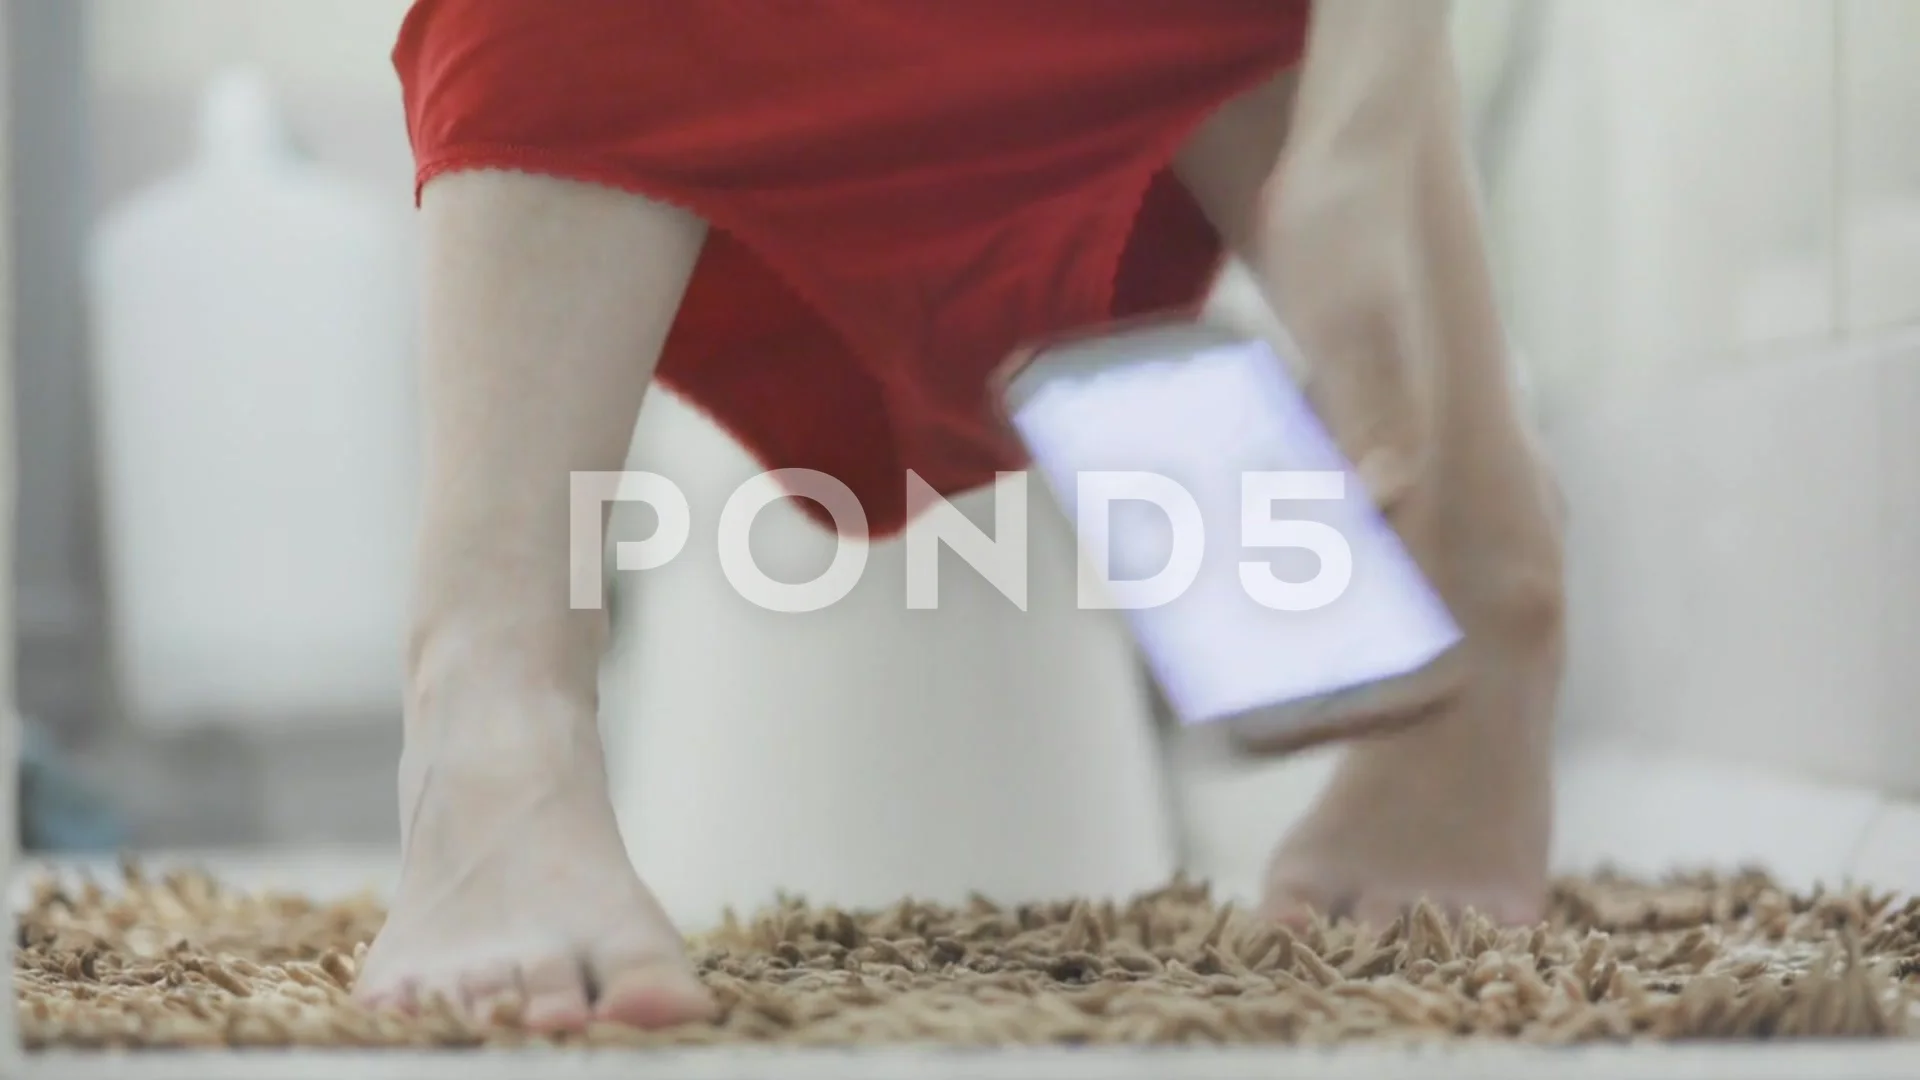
[13,862,1918,1049]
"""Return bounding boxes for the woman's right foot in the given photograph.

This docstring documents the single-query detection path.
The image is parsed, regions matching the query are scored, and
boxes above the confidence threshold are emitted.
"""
[354,680,713,1032]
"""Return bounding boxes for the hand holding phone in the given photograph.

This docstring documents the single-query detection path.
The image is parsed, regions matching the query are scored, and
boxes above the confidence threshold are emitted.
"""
[997,320,1464,754]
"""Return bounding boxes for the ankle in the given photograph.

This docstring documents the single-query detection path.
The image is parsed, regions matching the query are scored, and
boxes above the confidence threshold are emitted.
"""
[405,616,604,745]
[397,680,608,814]
[1443,482,1567,647]
[410,601,603,685]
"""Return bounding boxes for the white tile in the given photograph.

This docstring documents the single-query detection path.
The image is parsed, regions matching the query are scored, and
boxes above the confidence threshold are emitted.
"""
[1161,723,1341,903]
[1840,0,1920,333]
[1546,386,1701,752]
[1559,1,1838,384]
[1547,346,1888,785]
[1551,747,1885,891]
[1848,799,1920,893]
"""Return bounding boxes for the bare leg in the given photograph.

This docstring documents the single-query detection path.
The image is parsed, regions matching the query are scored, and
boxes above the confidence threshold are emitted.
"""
[1175,17,1562,927]
[353,171,714,1028]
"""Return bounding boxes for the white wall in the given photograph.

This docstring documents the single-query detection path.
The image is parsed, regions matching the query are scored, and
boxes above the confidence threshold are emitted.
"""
[1482,0,1920,793]
[87,0,414,213]
[1485,0,1920,400]
[89,0,410,94]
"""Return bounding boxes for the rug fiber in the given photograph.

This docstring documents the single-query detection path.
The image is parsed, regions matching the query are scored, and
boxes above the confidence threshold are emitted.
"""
[13,863,1919,1049]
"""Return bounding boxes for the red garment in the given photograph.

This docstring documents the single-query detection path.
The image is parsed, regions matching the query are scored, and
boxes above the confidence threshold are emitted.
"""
[394,0,1310,537]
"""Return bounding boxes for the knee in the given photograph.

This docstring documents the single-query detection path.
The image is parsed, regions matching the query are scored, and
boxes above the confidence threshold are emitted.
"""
[1489,557,1566,645]
[1478,499,1568,645]
[1357,442,1429,516]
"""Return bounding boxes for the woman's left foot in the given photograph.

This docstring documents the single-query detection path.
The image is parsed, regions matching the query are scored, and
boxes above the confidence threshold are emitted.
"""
[1260,611,1560,929]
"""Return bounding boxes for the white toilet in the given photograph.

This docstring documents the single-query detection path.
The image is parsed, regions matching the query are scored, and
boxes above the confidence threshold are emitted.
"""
[600,391,1180,930]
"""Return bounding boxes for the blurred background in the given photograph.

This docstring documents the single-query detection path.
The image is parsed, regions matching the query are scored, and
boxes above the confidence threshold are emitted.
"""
[4,0,1920,922]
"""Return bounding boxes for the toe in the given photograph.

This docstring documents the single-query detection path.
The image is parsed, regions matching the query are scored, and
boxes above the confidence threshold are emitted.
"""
[519,955,593,1033]
[1265,880,1542,932]
[1413,887,1543,927]
[1349,893,1424,930]
[1260,877,1353,929]
[590,948,715,1029]
[459,963,525,1027]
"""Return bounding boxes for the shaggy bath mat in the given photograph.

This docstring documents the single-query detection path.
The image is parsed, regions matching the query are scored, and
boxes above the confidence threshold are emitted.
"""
[13,862,1920,1049]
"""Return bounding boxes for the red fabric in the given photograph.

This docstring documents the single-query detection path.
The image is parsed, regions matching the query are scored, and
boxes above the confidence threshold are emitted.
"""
[394,0,1310,537]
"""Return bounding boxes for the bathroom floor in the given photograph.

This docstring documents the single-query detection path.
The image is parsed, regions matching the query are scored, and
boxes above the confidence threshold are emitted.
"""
[15,843,1920,1078]
[17,743,1920,1075]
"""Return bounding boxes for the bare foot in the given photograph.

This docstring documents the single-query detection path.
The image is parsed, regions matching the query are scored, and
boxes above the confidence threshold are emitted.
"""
[358,169,716,1030]
[354,673,713,1032]
[1260,595,1561,929]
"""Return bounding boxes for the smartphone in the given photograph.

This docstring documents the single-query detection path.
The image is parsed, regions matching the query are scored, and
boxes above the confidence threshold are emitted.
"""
[996,319,1465,754]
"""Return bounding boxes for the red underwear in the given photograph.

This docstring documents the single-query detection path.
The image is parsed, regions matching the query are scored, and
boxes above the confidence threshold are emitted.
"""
[394,0,1310,537]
